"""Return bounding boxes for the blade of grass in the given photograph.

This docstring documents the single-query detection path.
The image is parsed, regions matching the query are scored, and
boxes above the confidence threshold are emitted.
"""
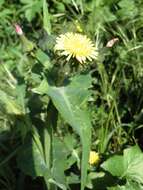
[43,0,51,35]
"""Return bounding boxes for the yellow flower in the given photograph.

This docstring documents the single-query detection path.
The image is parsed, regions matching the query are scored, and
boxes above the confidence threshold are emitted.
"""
[54,32,98,63]
[89,151,100,165]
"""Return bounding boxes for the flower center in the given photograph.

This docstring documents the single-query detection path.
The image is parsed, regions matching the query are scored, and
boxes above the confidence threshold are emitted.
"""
[64,38,91,56]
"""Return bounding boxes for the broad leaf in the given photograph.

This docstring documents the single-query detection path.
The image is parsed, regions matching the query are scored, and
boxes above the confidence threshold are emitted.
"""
[108,181,143,190]
[123,145,143,183]
[47,74,92,190]
[101,155,123,177]
[102,145,143,184]
[33,74,92,190]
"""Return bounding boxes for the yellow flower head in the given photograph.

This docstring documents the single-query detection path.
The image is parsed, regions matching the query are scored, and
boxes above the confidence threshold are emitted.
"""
[89,151,100,165]
[54,32,98,63]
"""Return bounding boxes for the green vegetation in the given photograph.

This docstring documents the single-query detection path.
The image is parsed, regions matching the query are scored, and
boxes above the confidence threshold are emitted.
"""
[1,0,143,189]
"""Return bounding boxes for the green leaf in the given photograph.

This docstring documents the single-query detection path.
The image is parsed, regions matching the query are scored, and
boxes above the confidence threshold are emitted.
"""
[33,74,92,190]
[108,181,143,190]
[0,0,4,7]
[35,49,52,69]
[20,35,35,52]
[51,137,69,190]
[17,129,50,178]
[117,0,138,19]
[123,146,143,183]
[88,6,116,25]
[43,0,51,35]
[15,85,27,114]
[67,173,80,184]
[101,155,124,177]
[39,126,51,173]
[63,133,77,151]
[20,0,42,22]
[102,145,143,184]
[86,172,105,189]
[0,90,23,115]
[46,74,92,190]
[32,79,49,95]
[0,84,28,115]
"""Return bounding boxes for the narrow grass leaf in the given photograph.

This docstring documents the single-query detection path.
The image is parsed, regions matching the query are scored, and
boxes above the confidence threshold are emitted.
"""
[43,0,51,35]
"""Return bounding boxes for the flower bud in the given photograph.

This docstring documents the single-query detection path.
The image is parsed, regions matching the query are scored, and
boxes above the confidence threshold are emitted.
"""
[14,24,23,35]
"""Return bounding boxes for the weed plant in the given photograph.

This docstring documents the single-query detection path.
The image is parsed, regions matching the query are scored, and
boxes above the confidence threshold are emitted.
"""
[1,0,143,189]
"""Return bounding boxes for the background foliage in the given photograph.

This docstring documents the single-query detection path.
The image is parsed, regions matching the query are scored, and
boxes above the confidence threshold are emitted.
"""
[1,0,143,189]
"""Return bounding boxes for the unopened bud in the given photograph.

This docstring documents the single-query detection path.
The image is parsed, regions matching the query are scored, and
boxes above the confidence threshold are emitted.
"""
[14,24,23,35]
[106,37,119,48]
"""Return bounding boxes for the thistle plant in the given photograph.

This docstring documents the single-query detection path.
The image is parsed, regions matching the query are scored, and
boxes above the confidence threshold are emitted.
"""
[1,1,143,190]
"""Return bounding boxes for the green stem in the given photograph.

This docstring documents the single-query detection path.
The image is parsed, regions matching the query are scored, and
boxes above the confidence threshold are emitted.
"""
[3,65,17,85]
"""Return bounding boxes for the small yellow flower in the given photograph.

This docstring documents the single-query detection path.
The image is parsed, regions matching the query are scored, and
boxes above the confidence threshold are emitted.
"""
[54,32,98,63]
[89,151,100,165]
